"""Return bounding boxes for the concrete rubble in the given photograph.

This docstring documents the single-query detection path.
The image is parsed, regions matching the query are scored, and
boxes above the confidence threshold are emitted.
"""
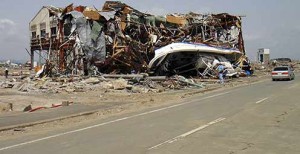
[0,74,203,94]
[1,60,299,114]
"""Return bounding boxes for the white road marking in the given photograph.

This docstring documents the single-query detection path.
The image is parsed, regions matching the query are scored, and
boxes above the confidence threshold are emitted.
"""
[287,84,298,89]
[255,97,269,104]
[148,118,226,150]
[0,92,230,151]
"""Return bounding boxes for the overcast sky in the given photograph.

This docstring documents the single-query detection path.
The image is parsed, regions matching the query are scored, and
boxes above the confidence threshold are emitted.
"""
[0,0,299,62]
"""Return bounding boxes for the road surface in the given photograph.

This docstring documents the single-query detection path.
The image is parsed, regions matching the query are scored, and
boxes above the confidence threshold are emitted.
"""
[1,75,300,154]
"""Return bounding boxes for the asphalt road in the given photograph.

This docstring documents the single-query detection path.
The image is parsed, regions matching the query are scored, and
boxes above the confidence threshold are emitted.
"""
[1,75,300,154]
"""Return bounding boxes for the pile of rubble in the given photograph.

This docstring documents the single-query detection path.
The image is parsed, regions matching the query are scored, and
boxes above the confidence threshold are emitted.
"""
[31,1,247,77]
[0,74,207,95]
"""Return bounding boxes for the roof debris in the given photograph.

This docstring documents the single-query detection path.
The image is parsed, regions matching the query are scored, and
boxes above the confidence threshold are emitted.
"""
[29,1,246,78]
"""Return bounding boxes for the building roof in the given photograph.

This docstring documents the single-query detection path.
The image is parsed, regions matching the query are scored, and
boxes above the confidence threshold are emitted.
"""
[30,6,62,23]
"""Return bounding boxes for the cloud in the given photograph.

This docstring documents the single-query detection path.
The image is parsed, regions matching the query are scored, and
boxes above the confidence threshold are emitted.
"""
[0,19,17,35]
[0,19,15,26]
[0,19,29,61]
[0,18,27,42]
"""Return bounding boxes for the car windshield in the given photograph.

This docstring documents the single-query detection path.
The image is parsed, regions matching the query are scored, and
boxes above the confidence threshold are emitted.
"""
[274,67,288,71]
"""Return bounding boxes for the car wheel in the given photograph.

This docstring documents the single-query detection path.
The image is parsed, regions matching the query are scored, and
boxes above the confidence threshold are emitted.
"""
[272,78,276,81]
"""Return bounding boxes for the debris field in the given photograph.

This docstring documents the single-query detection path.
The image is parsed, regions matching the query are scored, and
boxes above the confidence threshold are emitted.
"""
[2,1,287,113]
[29,1,247,77]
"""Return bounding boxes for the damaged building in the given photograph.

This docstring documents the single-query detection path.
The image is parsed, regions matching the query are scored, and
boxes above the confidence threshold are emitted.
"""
[29,1,247,77]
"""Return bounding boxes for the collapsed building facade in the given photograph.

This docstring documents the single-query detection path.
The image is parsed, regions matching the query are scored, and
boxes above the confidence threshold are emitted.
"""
[29,1,246,77]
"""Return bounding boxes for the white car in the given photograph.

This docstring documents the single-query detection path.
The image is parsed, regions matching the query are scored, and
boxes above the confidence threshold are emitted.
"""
[271,66,295,81]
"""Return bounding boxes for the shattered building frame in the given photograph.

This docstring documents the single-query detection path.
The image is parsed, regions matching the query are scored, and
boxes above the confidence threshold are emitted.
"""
[29,1,246,77]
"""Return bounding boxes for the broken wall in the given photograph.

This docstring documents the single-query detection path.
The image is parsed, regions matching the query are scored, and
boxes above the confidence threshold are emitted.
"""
[30,1,246,77]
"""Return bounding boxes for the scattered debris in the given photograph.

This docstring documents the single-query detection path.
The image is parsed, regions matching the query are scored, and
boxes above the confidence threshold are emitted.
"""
[175,75,205,88]
[29,106,47,112]
[23,105,32,112]
[62,101,73,106]
[81,77,100,84]
[13,128,25,132]
[2,2,299,116]
[29,1,246,78]
[112,78,128,90]
[0,103,13,112]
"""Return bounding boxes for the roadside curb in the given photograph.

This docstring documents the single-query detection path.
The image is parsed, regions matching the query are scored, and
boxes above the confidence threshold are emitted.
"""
[0,108,102,132]
[0,88,218,132]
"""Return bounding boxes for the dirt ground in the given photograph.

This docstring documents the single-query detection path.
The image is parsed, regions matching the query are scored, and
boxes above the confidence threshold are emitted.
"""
[0,62,298,139]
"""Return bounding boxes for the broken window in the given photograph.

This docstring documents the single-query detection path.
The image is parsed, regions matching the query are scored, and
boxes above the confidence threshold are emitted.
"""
[64,23,72,37]
[31,31,36,39]
[40,29,46,38]
[49,12,55,17]
[51,27,57,36]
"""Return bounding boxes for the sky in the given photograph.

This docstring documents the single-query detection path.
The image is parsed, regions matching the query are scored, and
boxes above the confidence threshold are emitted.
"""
[0,0,299,62]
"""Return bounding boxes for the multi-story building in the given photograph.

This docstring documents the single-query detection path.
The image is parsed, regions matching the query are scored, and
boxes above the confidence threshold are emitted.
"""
[29,6,61,69]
